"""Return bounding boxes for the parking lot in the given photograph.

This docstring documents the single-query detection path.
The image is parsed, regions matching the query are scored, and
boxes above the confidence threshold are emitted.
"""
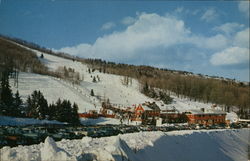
[0,123,248,148]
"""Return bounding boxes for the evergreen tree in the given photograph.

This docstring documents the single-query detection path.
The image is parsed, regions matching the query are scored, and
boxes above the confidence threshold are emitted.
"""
[61,100,72,122]
[13,90,23,117]
[52,99,79,124]
[0,73,14,115]
[26,96,32,117]
[71,103,80,124]
[97,75,100,82]
[106,98,110,104]
[48,103,57,120]
[90,89,94,96]
[26,90,48,119]
[53,99,69,122]
[92,76,97,83]
[54,98,62,120]
[142,82,149,94]
[159,91,173,104]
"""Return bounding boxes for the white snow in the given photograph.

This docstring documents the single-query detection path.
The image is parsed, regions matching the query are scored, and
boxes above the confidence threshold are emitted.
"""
[0,116,64,126]
[9,44,238,122]
[226,112,239,123]
[10,72,96,112]
[40,137,76,161]
[1,129,249,161]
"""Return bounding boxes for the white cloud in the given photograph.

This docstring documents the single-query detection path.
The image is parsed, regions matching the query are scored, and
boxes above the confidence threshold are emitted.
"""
[59,13,192,59]
[238,1,249,17]
[205,34,229,50]
[213,22,244,35]
[210,28,249,67]
[194,34,229,50]
[233,28,250,48]
[200,8,218,22]
[58,13,245,71]
[210,47,249,66]
[101,22,116,30]
[59,44,92,56]
[121,16,136,25]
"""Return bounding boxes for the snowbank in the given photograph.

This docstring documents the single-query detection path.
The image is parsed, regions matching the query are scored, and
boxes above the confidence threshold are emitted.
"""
[41,137,76,161]
[226,112,239,123]
[1,129,249,161]
[0,116,64,126]
[128,129,249,161]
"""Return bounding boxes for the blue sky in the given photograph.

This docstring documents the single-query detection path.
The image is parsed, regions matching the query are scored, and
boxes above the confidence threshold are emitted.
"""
[0,0,249,81]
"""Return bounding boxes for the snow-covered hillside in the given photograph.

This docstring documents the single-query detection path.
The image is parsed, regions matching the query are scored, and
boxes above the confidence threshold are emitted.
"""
[10,44,223,115]
[10,72,97,112]
[1,129,249,161]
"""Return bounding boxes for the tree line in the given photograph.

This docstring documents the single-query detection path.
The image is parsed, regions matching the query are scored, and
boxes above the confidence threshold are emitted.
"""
[0,35,76,62]
[142,82,173,104]
[0,37,48,75]
[0,37,82,85]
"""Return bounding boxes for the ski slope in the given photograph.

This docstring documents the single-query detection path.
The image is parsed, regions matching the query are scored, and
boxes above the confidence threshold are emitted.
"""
[1,129,249,161]
[10,72,97,112]
[10,43,233,116]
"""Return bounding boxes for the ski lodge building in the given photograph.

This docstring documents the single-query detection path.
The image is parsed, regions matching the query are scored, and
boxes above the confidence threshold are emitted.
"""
[185,108,226,125]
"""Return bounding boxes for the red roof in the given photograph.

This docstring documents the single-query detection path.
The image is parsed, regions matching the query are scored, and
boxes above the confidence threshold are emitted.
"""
[135,104,144,112]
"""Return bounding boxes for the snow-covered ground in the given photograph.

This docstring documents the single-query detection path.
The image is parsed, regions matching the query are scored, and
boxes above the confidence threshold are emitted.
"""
[10,49,212,110]
[1,129,249,161]
[9,43,237,121]
[10,72,97,112]
[0,116,64,126]
[226,112,239,123]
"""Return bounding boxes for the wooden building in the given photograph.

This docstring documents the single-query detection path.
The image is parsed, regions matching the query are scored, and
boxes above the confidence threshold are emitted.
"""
[185,109,226,125]
[160,109,187,123]
[78,110,99,118]
[131,104,145,121]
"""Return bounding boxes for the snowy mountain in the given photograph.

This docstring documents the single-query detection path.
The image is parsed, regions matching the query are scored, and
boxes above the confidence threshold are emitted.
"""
[10,43,219,114]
